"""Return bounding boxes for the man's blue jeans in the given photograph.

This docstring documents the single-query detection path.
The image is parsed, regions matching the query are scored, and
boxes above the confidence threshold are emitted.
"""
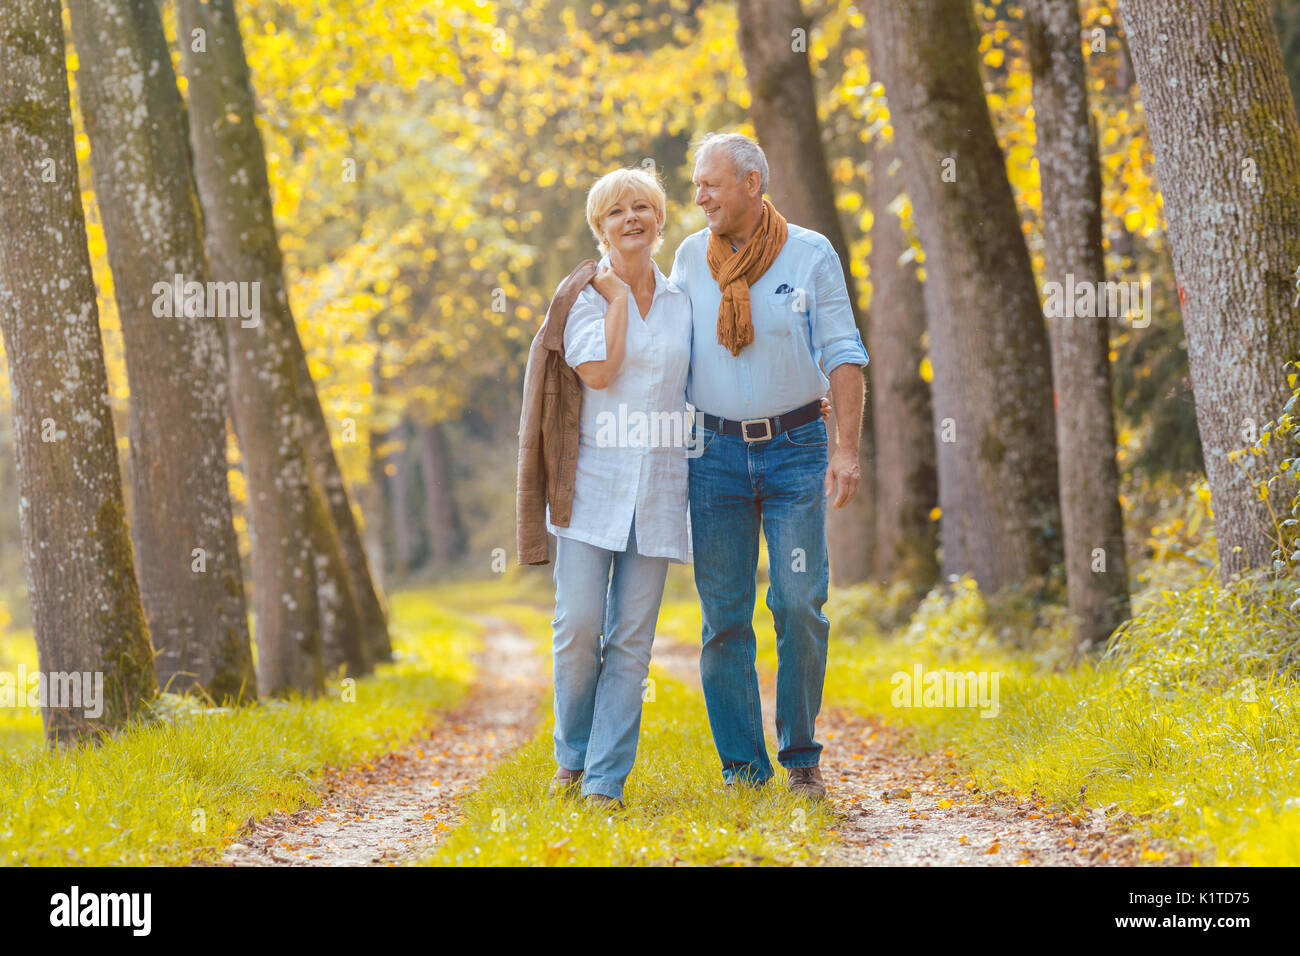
[551,515,669,801]
[688,417,831,784]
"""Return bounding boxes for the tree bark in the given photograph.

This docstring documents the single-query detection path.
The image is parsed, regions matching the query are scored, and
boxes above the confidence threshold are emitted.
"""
[418,420,466,566]
[864,0,1063,592]
[1025,0,1131,646]
[734,0,875,584]
[292,342,392,663]
[387,417,421,574]
[177,0,351,692]
[64,0,255,701]
[1119,0,1300,579]
[0,0,158,744]
[867,139,938,588]
[178,0,378,677]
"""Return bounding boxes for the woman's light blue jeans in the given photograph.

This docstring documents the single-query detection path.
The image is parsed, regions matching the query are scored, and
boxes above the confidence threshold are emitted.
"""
[551,515,669,801]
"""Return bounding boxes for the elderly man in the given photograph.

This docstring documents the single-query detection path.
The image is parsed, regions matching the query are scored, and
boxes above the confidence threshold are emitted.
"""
[670,132,868,800]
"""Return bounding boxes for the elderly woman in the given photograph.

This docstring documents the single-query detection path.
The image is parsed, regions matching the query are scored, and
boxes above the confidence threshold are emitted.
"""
[541,166,693,808]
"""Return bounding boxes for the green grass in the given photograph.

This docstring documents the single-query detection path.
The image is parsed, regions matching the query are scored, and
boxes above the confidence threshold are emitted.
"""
[800,574,1300,865]
[657,561,1300,866]
[0,590,478,865]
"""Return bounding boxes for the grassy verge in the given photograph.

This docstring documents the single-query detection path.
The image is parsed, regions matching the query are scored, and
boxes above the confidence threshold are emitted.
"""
[661,565,1300,865]
[0,590,478,865]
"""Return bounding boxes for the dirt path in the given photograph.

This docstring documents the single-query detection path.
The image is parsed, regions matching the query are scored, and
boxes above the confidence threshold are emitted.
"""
[215,616,547,866]
[649,633,1183,867]
[212,609,1183,867]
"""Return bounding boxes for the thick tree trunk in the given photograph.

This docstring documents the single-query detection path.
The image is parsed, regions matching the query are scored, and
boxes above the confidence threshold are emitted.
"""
[1025,0,1131,646]
[865,0,1063,592]
[64,0,255,701]
[0,0,157,744]
[735,0,875,584]
[178,0,376,678]
[867,139,938,588]
[292,343,392,663]
[176,0,344,692]
[1119,0,1300,579]
[418,420,465,566]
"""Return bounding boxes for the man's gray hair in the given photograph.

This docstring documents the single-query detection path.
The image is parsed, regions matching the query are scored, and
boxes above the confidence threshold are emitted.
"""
[694,132,769,195]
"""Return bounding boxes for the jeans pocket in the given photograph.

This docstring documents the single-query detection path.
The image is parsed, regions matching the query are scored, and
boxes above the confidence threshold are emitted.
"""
[687,425,720,460]
[784,419,827,448]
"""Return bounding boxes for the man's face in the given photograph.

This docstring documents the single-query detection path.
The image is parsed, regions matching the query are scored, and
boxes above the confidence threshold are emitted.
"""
[693,149,757,238]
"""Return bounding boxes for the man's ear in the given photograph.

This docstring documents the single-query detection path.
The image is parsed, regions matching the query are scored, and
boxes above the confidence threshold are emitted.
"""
[746,169,763,197]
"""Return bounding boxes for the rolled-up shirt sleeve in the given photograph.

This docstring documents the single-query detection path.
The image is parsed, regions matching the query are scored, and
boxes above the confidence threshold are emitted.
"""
[563,287,608,367]
[812,245,869,373]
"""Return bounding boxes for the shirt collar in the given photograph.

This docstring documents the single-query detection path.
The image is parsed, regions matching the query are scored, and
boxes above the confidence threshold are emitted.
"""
[596,253,681,299]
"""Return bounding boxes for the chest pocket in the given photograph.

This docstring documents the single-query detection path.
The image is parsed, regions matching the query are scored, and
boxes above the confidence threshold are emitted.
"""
[758,288,804,343]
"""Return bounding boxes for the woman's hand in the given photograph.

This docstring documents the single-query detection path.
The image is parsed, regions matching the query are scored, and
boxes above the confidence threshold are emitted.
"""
[591,266,628,303]
[820,397,833,421]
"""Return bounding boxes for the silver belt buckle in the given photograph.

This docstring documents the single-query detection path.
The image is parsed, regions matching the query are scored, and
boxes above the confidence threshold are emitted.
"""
[741,417,773,442]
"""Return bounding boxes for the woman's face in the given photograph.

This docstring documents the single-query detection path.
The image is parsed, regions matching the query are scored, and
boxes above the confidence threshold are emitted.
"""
[601,191,660,259]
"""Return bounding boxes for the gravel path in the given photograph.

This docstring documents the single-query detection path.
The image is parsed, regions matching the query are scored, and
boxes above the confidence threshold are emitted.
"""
[215,617,547,866]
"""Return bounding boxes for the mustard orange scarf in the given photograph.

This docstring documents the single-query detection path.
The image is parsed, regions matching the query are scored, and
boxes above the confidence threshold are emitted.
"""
[706,198,788,356]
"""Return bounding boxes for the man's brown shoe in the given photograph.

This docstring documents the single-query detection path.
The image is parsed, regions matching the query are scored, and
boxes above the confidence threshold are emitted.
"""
[549,766,583,796]
[788,765,826,801]
[587,793,623,810]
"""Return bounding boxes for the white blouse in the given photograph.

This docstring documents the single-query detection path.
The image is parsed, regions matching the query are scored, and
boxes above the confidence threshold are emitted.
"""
[544,254,694,563]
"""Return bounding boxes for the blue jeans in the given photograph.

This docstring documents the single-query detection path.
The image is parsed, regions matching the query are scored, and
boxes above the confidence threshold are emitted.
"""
[688,417,831,784]
[551,516,669,800]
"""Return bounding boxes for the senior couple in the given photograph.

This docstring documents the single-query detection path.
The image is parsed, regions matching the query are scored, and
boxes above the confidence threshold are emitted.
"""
[516,132,868,808]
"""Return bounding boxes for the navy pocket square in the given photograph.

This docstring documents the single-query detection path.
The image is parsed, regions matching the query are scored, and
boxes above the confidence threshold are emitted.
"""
[774,283,793,294]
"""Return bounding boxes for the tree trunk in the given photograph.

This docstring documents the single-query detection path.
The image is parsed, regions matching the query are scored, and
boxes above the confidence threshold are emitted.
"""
[1025,0,1131,646]
[867,139,939,588]
[1119,0,1300,579]
[0,0,157,744]
[418,420,465,566]
[865,0,1063,592]
[176,0,339,693]
[64,0,255,702]
[292,342,392,663]
[178,0,377,677]
[734,0,875,584]
[387,417,421,574]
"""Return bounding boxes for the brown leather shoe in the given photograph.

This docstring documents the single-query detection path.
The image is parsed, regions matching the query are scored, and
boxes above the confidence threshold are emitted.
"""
[788,765,826,801]
[549,766,583,795]
[587,793,623,810]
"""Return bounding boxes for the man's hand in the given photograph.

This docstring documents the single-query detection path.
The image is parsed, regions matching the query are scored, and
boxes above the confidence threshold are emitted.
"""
[823,363,865,508]
[819,397,832,421]
[824,447,861,509]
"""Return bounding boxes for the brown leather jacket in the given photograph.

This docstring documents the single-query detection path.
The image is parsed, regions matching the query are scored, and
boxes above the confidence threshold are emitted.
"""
[516,259,598,565]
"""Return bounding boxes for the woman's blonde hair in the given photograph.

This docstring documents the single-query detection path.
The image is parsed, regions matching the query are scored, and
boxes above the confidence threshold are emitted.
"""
[585,166,666,256]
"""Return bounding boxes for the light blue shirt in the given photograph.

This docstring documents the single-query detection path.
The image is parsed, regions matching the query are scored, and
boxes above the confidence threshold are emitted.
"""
[669,223,869,421]
[544,253,694,563]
